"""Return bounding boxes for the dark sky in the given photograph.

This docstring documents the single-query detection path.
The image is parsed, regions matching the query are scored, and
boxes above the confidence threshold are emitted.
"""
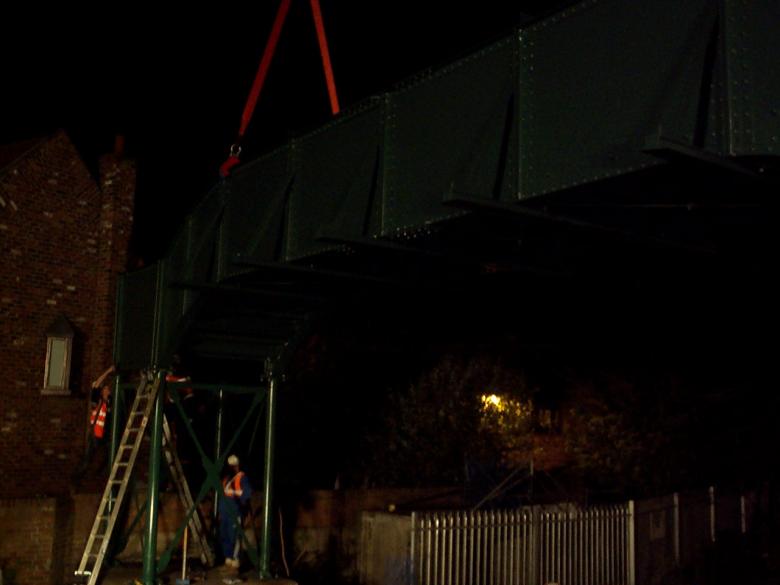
[2,1,572,261]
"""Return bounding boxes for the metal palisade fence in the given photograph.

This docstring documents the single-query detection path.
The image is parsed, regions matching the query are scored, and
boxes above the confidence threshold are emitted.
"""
[409,504,635,585]
[359,486,760,585]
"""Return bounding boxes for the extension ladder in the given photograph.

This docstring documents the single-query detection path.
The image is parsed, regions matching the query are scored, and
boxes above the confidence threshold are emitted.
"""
[75,373,213,585]
[74,373,158,585]
[161,416,215,566]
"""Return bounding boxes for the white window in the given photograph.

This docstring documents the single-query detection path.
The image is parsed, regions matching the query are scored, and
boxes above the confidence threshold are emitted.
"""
[42,315,74,394]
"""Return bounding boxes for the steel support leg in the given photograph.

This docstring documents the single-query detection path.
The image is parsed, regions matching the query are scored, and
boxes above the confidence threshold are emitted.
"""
[109,374,123,471]
[143,374,165,585]
[214,388,224,522]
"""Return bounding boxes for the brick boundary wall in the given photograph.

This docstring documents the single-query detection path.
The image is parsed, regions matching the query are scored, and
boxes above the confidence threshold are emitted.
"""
[0,497,59,585]
[0,492,208,585]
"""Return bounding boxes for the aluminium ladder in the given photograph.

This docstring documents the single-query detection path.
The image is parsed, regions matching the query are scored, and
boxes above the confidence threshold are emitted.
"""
[161,416,215,566]
[75,373,159,585]
[75,373,214,585]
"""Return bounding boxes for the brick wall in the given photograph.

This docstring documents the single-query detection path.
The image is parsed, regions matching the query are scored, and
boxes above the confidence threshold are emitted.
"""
[292,488,465,579]
[0,131,134,498]
[0,497,58,585]
[0,491,204,585]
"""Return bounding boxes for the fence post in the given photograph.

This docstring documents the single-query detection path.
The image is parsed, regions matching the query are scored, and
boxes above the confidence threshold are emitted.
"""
[673,493,680,565]
[740,494,747,535]
[709,486,716,543]
[410,512,417,585]
[530,508,536,585]
[627,500,636,585]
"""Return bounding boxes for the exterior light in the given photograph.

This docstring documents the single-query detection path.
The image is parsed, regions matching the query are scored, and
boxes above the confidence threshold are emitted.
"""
[481,393,503,410]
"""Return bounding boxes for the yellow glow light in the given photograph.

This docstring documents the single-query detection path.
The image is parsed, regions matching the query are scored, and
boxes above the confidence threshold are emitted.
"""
[481,394,503,409]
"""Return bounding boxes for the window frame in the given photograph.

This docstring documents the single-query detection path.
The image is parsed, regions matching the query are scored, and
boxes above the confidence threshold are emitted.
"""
[42,333,73,395]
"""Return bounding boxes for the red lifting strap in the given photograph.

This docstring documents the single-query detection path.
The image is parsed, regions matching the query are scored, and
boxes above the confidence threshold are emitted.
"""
[310,0,340,116]
[221,0,341,178]
[239,0,293,139]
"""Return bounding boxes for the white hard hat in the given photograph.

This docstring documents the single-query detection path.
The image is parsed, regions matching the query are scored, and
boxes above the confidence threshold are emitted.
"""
[227,454,239,466]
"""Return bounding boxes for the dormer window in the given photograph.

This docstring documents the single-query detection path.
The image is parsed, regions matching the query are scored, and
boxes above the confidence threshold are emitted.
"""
[42,315,74,394]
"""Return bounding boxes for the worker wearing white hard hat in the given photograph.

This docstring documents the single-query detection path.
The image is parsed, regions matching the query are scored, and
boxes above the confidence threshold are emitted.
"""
[219,454,252,568]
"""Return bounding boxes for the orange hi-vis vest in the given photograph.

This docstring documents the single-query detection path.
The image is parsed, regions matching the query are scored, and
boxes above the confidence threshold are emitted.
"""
[166,374,193,396]
[90,401,108,439]
[223,472,245,500]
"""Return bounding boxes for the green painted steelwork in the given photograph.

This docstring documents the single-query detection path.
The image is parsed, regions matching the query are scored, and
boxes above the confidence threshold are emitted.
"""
[114,0,779,370]
[155,384,265,573]
[721,0,780,155]
[518,0,717,197]
[108,375,122,479]
[165,381,264,394]
[142,373,165,585]
[214,388,224,522]
[116,265,158,370]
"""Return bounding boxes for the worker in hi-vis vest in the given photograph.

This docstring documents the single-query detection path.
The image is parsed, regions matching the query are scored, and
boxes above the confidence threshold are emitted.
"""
[73,365,115,483]
[89,386,110,438]
[219,454,252,568]
[89,365,115,439]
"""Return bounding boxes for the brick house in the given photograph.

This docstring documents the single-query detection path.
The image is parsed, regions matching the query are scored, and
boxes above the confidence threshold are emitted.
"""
[0,130,135,499]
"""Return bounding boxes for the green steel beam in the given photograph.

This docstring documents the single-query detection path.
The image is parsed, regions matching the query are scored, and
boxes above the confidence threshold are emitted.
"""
[214,388,224,522]
[112,273,125,369]
[643,135,776,184]
[443,195,718,256]
[165,381,264,395]
[108,374,122,469]
[231,258,409,288]
[108,374,122,475]
[150,262,166,367]
[316,234,446,257]
[188,352,273,363]
[169,281,327,304]
[142,373,165,585]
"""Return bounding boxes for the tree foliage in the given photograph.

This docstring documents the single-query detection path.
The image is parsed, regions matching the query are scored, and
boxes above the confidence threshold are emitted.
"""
[358,351,535,487]
[561,365,776,496]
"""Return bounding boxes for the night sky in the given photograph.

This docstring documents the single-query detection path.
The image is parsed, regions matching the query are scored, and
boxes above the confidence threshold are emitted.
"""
[2,1,573,262]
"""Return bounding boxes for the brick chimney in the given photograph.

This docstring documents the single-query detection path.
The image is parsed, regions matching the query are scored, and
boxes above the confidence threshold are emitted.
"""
[91,136,136,377]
